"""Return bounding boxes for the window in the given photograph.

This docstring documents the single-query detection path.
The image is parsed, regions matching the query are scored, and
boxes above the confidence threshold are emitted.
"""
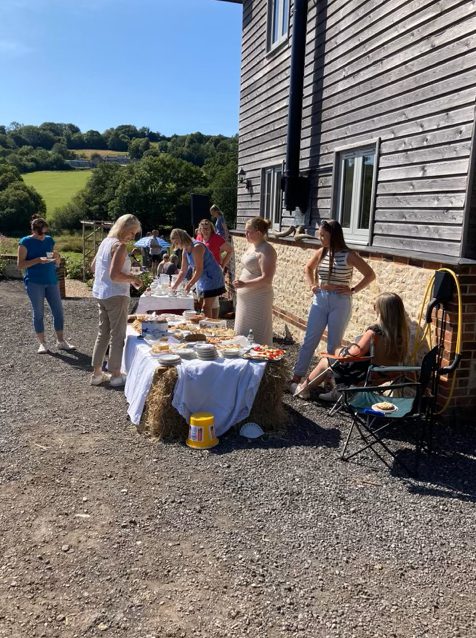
[335,146,376,243]
[269,0,289,49]
[262,166,283,230]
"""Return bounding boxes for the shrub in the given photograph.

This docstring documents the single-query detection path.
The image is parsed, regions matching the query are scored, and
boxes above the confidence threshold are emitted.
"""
[0,258,7,279]
[64,252,88,280]
[0,234,18,255]
[130,271,154,297]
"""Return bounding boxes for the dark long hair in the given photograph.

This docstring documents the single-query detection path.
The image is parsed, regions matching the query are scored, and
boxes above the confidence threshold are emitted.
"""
[318,220,348,280]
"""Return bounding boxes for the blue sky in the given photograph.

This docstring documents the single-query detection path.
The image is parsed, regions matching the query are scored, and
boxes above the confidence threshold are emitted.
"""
[0,0,242,136]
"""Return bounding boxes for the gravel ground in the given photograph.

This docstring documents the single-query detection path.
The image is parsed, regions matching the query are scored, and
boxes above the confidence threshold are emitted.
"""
[1,279,475,638]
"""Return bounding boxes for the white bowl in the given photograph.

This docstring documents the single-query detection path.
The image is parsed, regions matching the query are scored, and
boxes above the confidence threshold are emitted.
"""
[239,422,264,439]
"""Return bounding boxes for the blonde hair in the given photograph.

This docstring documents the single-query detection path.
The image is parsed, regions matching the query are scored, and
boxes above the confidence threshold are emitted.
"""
[108,214,141,241]
[210,204,222,216]
[375,292,409,363]
[170,228,193,248]
[199,219,216,234]
[246,216,272,235]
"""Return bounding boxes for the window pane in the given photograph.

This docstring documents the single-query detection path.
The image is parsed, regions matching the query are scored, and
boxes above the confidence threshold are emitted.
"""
[272,0,280,44]
[273,169,282,225]
[264,171,272,220]
[358,154,374,229]
[341,158,354,228]
[281,0,288,37]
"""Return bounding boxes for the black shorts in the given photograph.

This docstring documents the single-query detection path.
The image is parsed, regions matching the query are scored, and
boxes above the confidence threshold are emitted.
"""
[201,286,226,299]
[150,254,161,263]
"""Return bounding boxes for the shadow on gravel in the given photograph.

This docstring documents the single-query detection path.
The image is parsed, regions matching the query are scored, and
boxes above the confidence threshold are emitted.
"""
[392,423,476,503]
[209,405,341,455]
[48,350,91,371]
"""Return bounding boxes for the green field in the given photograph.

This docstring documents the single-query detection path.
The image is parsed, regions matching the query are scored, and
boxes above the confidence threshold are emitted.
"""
[23,170,92,216]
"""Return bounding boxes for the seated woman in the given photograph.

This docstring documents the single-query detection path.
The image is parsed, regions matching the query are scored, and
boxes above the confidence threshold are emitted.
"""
[157,253,170,276]
[163,254,179,276]
[294,292,409,401]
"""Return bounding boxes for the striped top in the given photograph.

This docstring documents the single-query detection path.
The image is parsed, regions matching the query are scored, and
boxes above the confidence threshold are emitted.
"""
[318,250,353,286]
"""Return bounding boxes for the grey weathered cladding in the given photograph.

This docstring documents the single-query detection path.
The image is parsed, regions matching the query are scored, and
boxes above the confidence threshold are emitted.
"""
[378,160,470,181]
[377,209,463,225]
[374,223,462,243]
[237,0,476,256]
[373,235,460,257]
[377,178,467,194]
[309,0,472,84]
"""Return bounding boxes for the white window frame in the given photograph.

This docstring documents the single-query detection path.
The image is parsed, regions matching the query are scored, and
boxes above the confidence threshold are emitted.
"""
[268,0,289,50]
[262,166,283,230]
[334,144,378,244]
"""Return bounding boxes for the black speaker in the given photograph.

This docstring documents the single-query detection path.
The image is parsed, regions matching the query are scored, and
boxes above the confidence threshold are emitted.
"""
[191,194,210,232]
[432,270,455,304]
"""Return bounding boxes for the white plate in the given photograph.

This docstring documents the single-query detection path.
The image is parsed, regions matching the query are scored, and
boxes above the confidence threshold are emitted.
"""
[371,403,398,414]
[154,354,181,365]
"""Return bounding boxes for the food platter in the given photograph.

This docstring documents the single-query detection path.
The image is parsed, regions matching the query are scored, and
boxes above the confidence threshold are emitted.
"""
[371,402,398,414]
[242,346,285,362]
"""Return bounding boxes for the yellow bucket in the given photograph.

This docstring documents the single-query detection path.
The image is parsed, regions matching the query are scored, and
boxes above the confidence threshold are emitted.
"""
[186,412,219,449]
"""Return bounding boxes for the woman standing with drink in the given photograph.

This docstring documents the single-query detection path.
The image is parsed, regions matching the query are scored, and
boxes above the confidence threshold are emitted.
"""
[233,217,277,346]
[17,215,75,354]
[90,214,142,387]
[289,220,376,392]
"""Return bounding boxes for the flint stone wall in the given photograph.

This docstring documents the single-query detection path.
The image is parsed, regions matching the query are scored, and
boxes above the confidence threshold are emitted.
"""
[232,235,432,345]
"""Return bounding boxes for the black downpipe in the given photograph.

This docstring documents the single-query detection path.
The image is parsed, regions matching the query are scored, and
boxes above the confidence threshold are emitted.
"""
[283,0,309,212]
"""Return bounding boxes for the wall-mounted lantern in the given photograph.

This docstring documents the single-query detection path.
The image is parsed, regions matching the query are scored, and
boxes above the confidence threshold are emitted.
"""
[238,167,251,190]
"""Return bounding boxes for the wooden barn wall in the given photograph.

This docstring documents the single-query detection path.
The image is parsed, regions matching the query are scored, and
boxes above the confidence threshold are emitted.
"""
[466,168,476,260]
[237,0,476,258]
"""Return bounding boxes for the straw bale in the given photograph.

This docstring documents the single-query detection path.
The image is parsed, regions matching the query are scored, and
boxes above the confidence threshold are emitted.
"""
[244,359,289,432]
[141,360,289,442]
[141,367,188,441]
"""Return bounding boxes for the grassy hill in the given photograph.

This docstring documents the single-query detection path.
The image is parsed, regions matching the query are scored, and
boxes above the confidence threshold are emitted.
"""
[23,170,92,216]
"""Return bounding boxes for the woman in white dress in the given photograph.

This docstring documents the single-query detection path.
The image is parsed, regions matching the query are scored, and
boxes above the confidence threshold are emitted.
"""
[233,217,277,346]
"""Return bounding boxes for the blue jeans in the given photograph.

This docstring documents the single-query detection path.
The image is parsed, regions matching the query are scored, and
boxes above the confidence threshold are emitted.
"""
[294,290,352,377]
[26,282,64,334]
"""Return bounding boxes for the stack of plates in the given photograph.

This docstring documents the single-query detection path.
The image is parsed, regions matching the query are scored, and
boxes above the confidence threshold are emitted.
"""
[194,344,218,360]
[154,353,181,366]
[176,347,196,360]
[221,347,242,358]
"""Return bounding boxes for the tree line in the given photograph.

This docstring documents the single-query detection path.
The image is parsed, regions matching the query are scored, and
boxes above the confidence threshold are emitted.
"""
[0,121,237,169]
[0,122,238,234]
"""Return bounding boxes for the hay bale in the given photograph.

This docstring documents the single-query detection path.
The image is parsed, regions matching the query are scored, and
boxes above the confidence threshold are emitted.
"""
[141,367,188,441]
[246,359,289,432]
[141,360,289,441]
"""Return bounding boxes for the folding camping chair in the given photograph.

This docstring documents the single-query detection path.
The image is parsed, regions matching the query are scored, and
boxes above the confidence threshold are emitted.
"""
[339,346,439,476]
[309,337,375,416]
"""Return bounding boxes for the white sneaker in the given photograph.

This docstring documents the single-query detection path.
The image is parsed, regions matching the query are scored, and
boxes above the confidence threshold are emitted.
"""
[90,371,111,386]
[293,382,311,400]
[57,340,76,351]
[319,387,340,403]
[37,343,49,354]
[110,374,127,388]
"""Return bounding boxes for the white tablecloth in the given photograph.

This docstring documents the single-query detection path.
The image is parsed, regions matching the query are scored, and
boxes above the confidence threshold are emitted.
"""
[121,327,266,435]
[136,294,194,315]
